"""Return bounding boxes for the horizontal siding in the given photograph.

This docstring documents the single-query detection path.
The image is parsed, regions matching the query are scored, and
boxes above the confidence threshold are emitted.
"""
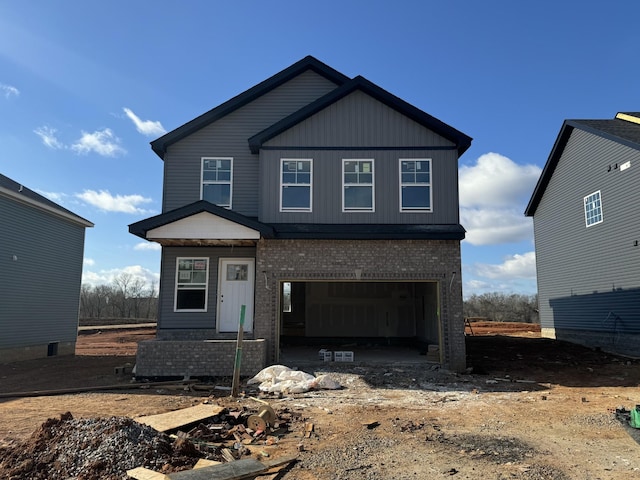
[264,90,456,148]
[0,196,85,348]
[535,128,640,333]
[159,246,256,329]
[259,149,459,224]
[162,70,340,215]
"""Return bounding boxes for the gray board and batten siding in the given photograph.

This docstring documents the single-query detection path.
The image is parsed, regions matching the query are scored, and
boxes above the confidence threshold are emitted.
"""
[161,70,340,216]
[532,127,640,335]
[158,246,256,331]
[0,175,92,360]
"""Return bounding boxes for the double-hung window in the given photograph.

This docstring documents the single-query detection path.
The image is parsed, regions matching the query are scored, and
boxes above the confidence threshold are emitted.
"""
[202,157,232,208]
[584,190,603,227]
[400,159,432,211]
[281,159,312,211]
[175,258,209,311]
[343,159,374,212]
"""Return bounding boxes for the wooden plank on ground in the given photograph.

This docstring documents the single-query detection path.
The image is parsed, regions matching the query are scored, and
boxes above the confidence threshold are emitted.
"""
[134,403,225,432]
[126,466,169,479]
[166,456,297,480]
[194,459,222,469]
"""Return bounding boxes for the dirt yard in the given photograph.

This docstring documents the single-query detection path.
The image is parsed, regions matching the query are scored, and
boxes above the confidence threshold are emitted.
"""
[1,323,639,479]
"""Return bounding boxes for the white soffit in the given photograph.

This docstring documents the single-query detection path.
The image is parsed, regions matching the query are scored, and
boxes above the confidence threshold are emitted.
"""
[147,211,261,240]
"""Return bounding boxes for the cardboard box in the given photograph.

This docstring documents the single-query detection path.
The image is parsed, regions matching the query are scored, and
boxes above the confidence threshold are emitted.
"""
[334,351,354,362]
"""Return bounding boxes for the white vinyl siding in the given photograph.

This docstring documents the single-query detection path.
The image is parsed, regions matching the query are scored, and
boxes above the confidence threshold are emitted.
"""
[280,159,312,212]
[201,157,232,208]
[175,257,209,312]
[400,159,432,212]
[342,159,374,212]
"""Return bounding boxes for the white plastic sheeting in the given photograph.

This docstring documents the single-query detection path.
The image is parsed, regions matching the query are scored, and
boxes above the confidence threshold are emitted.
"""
[247,365,342,394]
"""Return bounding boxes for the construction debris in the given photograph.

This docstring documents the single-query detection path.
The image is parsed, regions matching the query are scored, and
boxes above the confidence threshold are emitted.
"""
[247,365,342,394]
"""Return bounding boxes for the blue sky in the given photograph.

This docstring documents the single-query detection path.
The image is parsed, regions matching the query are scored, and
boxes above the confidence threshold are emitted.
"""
[1,1,638,298]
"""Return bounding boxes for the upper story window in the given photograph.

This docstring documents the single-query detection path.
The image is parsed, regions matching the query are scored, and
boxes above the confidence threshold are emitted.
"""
[400,159,432,212]
[281,159,312,212]
[584,190,603,227]
[343,159,374,212]
[202,157,232,208]
[175,258,208,312]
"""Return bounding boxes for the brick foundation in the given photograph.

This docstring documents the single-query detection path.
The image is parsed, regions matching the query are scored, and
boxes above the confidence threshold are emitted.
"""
[135,339,267,377]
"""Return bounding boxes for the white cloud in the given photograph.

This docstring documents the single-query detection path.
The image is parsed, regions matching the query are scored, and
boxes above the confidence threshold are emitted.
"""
[461,207,533,246]
[1,83,19,98]
[123,107,166,137]
[82,265,160,288]
[76,189,152,214]
[37,190,69,203]
[459,153,541,245]
[34,126,64,149]
[84,258,95,266]
[472,251,537,280]
[71,128,126,156]
[134,242,161,251]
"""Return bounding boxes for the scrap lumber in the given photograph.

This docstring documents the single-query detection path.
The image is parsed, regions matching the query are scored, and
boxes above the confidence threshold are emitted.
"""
[126,466,169,479]
[166,455,297,480]
[194,459,223,469]
[134,403,225,432]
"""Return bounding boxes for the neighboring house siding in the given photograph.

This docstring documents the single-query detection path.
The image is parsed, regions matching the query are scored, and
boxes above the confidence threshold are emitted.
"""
[259,148,459,223]
[0,195,85,351]
[158,246,256,331]
[162,70,340,215]
[534,128,640,335]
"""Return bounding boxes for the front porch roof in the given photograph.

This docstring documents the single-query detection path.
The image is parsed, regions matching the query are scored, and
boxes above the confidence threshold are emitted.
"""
[128,201,275,246]
[130,201,466,246]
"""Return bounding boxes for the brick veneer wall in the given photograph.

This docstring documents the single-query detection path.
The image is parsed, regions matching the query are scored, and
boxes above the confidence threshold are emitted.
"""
[254,239,466,372]
[135,339,266,378]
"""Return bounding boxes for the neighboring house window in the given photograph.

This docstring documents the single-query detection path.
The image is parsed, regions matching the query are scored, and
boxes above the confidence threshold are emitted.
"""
[281,159,312,211]
[175,258,209,311]
[202,157,232,208]
[343,159,374,212]
[399,159,432,211]
[584,190,603,227]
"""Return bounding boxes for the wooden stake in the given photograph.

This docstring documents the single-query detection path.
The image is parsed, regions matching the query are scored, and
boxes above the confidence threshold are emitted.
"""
[231,305,246,397]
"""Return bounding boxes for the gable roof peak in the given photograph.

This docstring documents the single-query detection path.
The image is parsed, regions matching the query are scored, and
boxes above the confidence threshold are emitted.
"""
[150,56,350,159]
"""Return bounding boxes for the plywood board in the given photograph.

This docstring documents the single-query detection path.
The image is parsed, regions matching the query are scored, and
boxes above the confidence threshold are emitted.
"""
[134,403,225,432]
[166,458,266,480]
[126,466,169,479]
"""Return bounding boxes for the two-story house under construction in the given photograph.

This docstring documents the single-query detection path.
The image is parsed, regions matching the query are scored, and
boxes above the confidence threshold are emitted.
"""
[130,56,472,376]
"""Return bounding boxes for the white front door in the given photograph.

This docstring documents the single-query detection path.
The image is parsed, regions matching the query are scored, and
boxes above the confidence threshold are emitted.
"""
[218,258,255,332]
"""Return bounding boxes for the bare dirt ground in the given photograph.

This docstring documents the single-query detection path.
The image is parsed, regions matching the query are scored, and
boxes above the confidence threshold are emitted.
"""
[1,323,639,479]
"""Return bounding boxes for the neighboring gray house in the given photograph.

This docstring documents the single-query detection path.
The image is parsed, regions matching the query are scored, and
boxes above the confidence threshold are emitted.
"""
[130,56,472,376]
[0,173,93,362]
[525,112,640,356]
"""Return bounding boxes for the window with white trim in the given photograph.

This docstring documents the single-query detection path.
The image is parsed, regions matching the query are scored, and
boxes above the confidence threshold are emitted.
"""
[280,159,312,211]
[202,157,232,208]
[175,258,208,311]
[343,159,374,211]
[584,190,603,227]
[400,159,432,211]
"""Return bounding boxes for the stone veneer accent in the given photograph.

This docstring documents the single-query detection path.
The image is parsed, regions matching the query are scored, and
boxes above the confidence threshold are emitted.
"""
[254,238,466,372]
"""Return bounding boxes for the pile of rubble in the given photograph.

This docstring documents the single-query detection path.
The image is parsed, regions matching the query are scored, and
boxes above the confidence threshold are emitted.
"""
[0,403,299,480]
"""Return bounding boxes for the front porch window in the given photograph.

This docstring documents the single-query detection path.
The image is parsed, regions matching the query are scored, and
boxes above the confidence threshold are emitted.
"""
[175,257,209,311]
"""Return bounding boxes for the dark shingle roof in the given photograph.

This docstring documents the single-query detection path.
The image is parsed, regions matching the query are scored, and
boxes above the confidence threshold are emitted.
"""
[0,173,93,227]
[129,200,465,241]
[525,113,640,216]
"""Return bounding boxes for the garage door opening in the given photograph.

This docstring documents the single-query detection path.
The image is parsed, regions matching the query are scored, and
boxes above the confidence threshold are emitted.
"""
[279,281,441,364]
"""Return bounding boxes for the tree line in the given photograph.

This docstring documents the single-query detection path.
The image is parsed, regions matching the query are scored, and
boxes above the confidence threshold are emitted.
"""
[463,292,539,323]
[80,273,158,320]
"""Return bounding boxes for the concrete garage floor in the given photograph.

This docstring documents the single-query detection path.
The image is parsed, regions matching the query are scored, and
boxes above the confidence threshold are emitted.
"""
[278,345,438,368]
